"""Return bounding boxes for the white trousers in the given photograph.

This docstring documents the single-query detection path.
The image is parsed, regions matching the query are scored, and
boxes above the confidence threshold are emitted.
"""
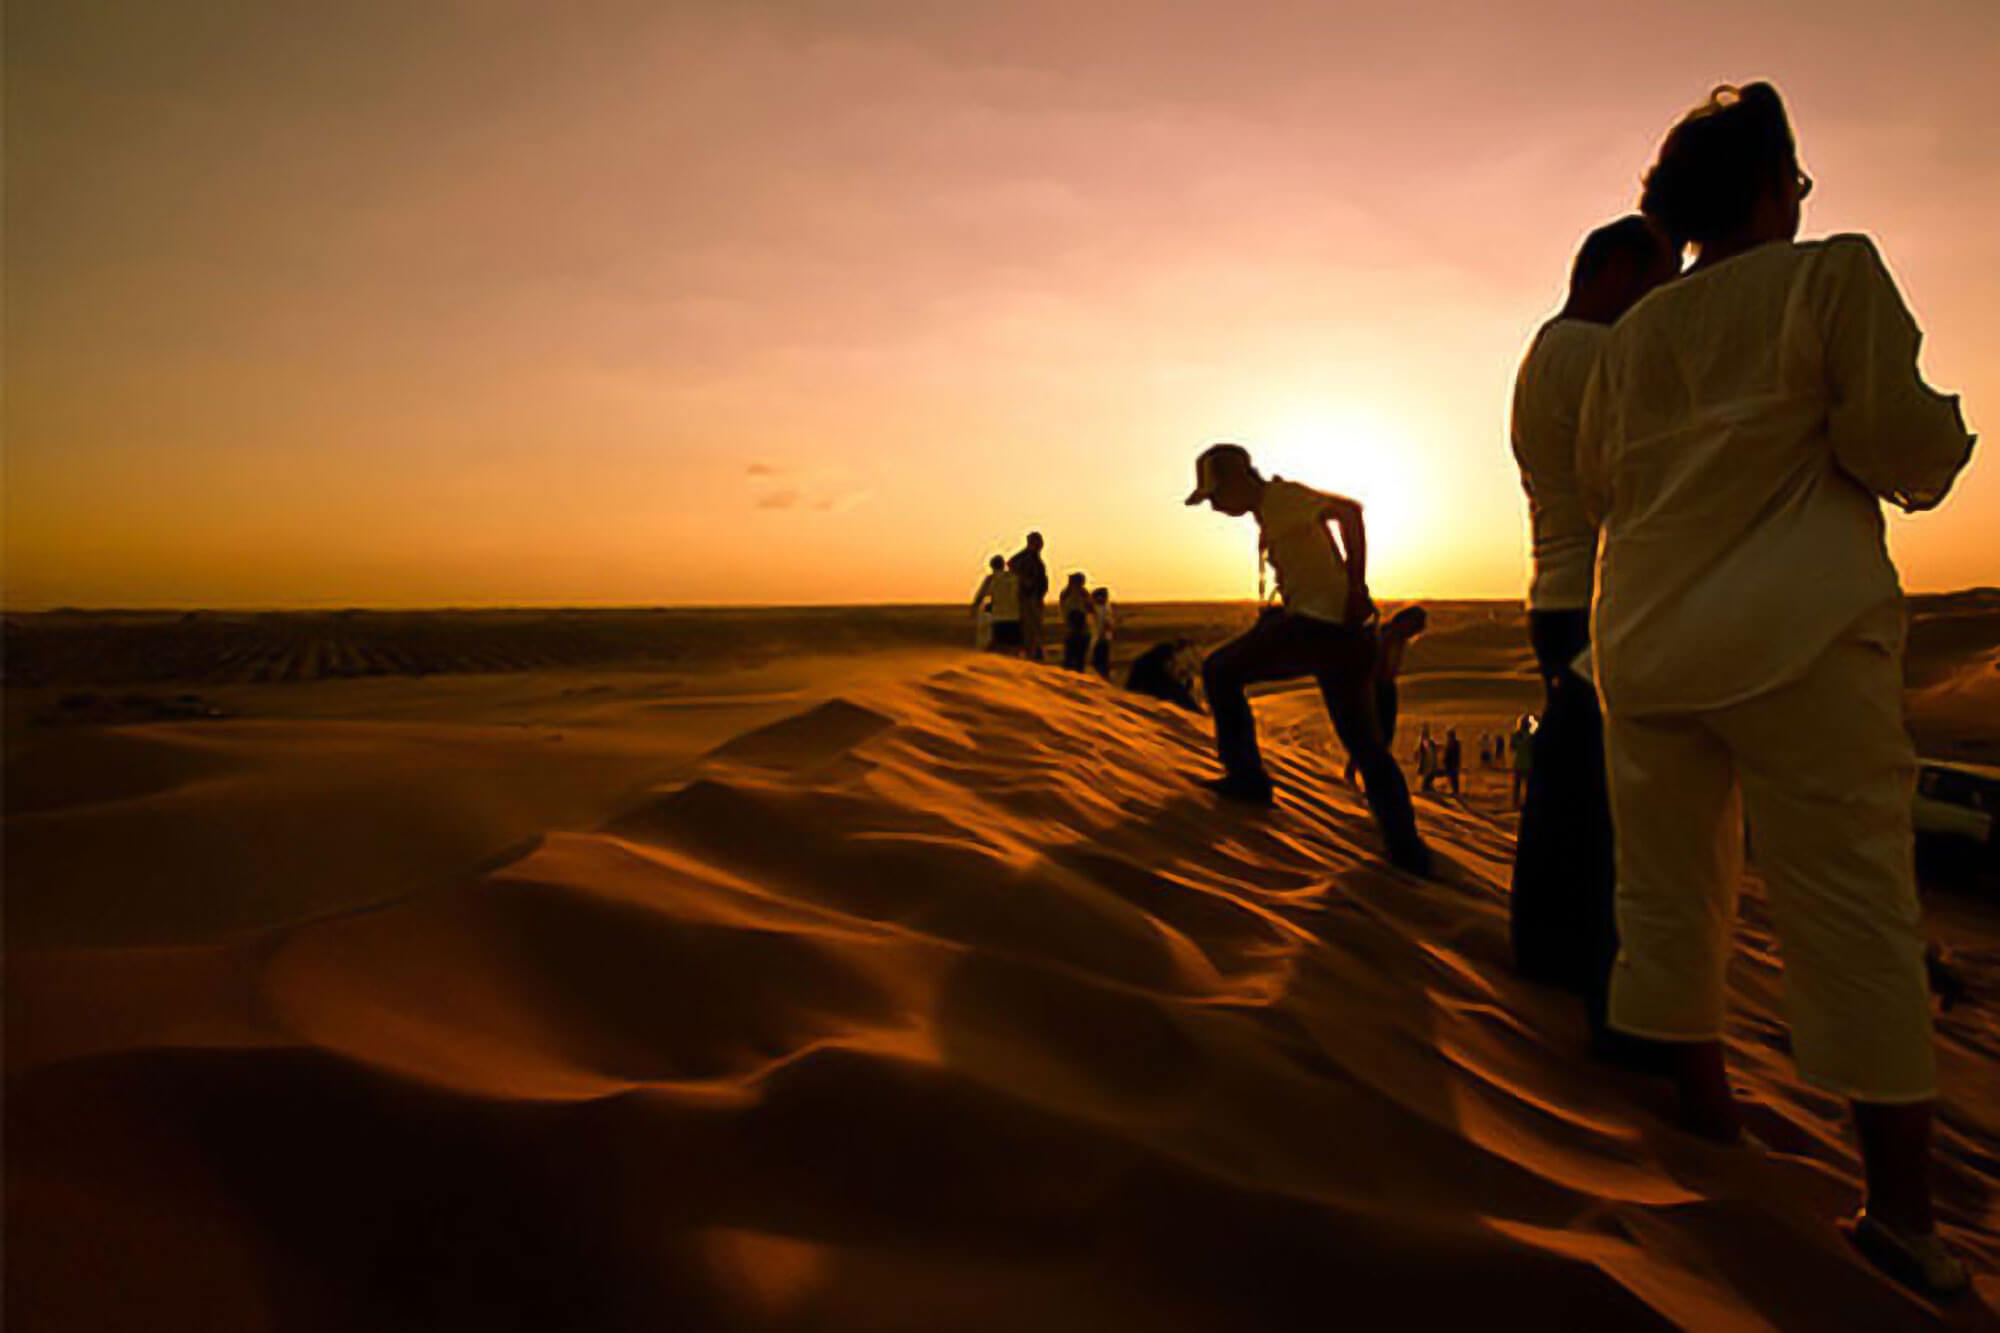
[1604,603,1936,1103]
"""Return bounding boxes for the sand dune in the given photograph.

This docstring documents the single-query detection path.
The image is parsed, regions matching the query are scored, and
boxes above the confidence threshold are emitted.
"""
[2,653,958,949]
[1906,590,2000,768]
[9,657,1997,1330]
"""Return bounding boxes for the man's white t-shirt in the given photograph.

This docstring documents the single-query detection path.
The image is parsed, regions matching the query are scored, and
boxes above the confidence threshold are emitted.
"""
[1257,478,1351,624]
[1512,317,1607,612]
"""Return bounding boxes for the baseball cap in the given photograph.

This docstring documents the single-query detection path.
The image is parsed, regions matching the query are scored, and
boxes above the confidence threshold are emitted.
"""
[1185,442,1251,505]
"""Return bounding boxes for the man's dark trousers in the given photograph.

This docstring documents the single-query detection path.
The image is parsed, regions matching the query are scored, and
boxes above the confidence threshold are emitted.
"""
[1202,609,1425,862]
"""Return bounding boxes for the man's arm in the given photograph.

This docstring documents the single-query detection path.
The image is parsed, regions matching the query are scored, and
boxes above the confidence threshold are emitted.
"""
[1321,495,1373,625]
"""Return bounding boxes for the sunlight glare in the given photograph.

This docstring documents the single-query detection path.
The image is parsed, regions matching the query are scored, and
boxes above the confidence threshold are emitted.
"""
[1246,403,1430,590]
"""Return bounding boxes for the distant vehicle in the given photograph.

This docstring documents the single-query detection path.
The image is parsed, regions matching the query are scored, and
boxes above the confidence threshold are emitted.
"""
[1914,760,1999,866]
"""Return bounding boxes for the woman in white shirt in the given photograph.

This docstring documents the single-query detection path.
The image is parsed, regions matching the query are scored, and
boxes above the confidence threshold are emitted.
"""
[1580,82,1975,1297]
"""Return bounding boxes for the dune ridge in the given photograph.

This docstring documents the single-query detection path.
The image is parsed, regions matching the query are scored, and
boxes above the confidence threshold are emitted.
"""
[8,659,1998,1330]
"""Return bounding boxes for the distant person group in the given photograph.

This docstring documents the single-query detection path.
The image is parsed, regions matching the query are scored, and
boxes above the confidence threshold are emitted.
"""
[970,532,1116,679]
[970,533,1214,715]
[1497,83,1975,1298]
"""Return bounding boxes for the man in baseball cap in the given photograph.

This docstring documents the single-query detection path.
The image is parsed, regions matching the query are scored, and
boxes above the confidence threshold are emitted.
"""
[1184,441,1430,876]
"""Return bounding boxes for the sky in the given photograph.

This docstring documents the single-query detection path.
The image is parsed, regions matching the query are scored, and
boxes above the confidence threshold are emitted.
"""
[7,0,1998,608]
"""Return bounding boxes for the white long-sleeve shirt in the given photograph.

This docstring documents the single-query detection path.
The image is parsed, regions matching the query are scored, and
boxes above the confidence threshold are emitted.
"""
[1512,318,1607,611]
[1579,234,1975,716]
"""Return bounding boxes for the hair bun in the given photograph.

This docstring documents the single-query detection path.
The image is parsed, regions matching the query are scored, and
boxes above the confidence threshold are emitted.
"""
[1639,81,1797,249]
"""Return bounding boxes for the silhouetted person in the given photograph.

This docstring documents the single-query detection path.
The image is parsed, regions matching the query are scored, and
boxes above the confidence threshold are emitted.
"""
[1508,214,1679,1040]
[1583,82,1975,1298]
[1124,638,1202,713]
[1185,443,1430,875]
[1009,533,1050,662]
[1345,604,1426,787]
[1443,728,1462,797]
[1059,572,1092,671]
[1416,722,1440,794]
[1508,716,1534,810]
[971,554,1022,655]
[1090,587,1115,678]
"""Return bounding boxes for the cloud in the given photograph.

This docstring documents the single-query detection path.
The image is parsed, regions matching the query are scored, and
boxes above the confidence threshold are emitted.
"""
[749,462,872,514]
[813,489,873,513]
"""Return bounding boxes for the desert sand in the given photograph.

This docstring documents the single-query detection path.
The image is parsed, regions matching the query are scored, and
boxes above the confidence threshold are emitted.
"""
[6,597,1999,1330]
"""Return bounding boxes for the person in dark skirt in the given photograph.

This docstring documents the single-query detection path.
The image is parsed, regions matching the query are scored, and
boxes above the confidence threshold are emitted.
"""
[1507,214,1677,1035]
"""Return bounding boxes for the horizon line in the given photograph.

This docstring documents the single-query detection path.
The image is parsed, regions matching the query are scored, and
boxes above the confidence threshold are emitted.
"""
[8,587,1996,618]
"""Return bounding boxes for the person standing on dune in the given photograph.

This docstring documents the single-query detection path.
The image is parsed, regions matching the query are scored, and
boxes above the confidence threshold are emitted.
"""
[1581,82,1976,1298]
[1059,572,1093,671]
[1508,716,1534,810]
[1009,533,1050,662]
[1508,214,1679,1039]
[1185,443,1431,875]
[1089,587,1116,678]
[971,555,1023,655]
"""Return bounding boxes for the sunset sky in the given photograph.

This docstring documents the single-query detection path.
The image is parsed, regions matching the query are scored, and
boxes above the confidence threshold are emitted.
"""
[7,0,1997,608]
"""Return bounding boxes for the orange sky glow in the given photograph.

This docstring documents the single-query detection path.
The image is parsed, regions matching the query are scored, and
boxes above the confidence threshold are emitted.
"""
[7,1,1997,608]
